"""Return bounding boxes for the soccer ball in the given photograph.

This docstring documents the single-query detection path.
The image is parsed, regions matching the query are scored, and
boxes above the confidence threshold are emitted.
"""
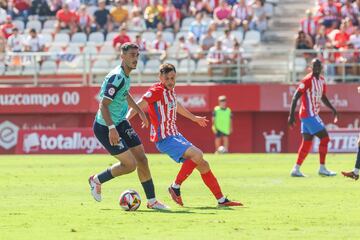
[119,189,141,211]
[217,146,226,154]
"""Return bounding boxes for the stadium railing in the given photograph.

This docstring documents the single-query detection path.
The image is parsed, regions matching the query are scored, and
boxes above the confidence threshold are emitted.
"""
[0,49,358,86]
[290,49,360,83]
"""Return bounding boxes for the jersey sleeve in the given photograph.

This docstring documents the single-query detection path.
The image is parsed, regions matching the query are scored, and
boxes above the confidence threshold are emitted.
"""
[142,86,163,104]
[296,75,311,94]
[103,74,125,101]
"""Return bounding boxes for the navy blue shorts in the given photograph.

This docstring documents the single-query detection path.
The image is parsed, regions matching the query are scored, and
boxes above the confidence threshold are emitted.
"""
[215,129,229,137]
[93,120,142,155]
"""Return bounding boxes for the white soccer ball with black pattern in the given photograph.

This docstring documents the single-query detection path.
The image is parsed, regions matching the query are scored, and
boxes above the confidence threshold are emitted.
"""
[119,189,141,211]
[217,146,226,154]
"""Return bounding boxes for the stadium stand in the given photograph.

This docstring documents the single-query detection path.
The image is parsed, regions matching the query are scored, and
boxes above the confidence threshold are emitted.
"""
[0,0,358,85]
[294,0,360,82]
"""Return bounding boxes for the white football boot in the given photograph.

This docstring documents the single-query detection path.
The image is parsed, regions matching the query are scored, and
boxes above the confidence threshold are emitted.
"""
[290,169,306,177]
[88,175,102,202]
[318,168,337,177]
[147,200,170,210]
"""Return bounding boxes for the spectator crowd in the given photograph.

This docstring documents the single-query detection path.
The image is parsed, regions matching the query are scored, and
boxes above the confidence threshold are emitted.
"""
[0,0,274,77]
[296,0,360,79]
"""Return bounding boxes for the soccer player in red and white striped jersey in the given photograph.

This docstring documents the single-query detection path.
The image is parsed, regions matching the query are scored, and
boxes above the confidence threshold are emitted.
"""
[141,82,179,142]
[288,59,338,177]
[128,63,242,207]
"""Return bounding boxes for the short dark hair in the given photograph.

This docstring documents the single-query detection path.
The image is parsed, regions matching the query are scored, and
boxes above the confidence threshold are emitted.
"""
[121,42,139,53]
[159,63,176,75]
[30,28,36,33]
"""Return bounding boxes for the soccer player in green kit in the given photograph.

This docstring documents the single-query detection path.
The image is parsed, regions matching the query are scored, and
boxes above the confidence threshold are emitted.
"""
[89,43,168,210]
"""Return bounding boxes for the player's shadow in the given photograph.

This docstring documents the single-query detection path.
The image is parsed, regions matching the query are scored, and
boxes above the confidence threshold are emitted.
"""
[189,206,239,211]
[100,208,195,214]
[135,209,214,215]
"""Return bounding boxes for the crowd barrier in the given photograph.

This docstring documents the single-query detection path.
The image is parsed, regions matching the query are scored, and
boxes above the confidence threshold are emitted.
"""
[0,49,358,86]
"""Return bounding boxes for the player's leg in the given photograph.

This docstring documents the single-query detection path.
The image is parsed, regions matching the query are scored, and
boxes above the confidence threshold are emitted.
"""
[155,136,196,206]
[223,136,229,153]
[342,136,360,180]
[291,118,313,177]
[89,121,137,202]
[168,158,197,206]
[183,146,243,207]
[291,133,313,177]
[313,118,336,176]
[89,151,137,202]
[157,135,241,207]
[130,144,169,210]
[353,137,360,176]
[120,121,168,210]
[214,132,222,153]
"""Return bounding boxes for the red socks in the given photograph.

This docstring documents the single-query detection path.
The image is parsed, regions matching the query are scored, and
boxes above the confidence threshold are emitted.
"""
[296,139,312,165]
[174,159,197,185]
[201,170,223,199]
[175,160,224,200]
[296,137,330,166]
[319,136,330,165]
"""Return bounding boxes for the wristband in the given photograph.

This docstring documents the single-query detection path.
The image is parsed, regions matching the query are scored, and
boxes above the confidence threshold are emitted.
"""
[108,124,115,130]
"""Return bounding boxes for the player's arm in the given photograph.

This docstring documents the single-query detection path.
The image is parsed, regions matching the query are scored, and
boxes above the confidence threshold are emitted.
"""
[321,95,338,123]
[126,94,149,128]
[288,90,302,128]
[100,98,114,126]
[177,101,208,127]
[127,98,148,120]
[99,97,120,146]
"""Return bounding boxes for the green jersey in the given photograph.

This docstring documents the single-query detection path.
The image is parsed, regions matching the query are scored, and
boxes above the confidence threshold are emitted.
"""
[95,66,131,126]
[213,106,232,135]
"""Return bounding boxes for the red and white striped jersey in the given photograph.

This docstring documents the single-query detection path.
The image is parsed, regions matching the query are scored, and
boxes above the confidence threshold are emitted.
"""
[297,73,327,119]
[142,82,179,142]
[300,18,317,36]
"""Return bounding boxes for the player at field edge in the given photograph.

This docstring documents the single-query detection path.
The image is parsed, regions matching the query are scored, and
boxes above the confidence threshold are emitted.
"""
[288,58,338,177]
[127,63,243,207]
[89,42,168,210]
[341,86,360,181]
[212,95,232,153]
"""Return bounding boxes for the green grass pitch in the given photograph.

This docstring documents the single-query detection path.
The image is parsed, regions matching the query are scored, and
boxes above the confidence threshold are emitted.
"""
[1,154,360,240]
